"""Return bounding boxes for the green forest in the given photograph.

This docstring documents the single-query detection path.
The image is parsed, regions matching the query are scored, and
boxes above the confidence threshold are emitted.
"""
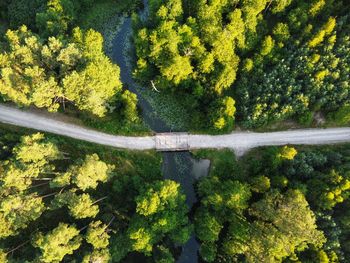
[0,0,143,134]
[0,0,350,262]
[0,0,349,132]
[193,146,350,262]
[0,129,191,262]
[133,0,350,131]
[1,131,350,262]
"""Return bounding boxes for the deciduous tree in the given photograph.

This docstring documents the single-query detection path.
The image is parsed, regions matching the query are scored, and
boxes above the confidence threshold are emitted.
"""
[86,221,110,249]
[33,223,82,263]
[0,26,124,117]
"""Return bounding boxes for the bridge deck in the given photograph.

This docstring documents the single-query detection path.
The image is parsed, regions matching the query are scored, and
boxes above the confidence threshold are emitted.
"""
[155,133,190,151]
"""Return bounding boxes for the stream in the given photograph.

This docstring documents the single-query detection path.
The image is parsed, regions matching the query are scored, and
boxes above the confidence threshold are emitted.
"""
[111,1,210,262]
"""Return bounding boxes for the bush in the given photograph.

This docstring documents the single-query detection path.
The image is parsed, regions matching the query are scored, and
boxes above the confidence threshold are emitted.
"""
[329,105,350,125]
[298,111,314,125]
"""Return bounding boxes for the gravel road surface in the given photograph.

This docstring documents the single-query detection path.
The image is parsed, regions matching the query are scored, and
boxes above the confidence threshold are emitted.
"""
[1,104,349,154]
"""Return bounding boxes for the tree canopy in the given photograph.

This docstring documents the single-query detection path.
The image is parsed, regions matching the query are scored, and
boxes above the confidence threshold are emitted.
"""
[0,26,122,116]
[134,0,350,131]
[0,132,190,262]
[193,145,350,262]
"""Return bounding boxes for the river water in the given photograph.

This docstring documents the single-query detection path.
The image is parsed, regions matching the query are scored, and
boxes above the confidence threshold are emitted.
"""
[111,1,210,262]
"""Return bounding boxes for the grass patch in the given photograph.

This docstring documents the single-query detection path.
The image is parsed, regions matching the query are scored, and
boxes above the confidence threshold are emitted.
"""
[81,114,151,136]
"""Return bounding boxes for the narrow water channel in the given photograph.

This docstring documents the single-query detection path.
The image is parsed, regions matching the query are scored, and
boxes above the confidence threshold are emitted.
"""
[111,1,210,262]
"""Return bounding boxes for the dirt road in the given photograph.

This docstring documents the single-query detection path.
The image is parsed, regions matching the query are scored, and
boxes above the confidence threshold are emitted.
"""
[1,104,349,154]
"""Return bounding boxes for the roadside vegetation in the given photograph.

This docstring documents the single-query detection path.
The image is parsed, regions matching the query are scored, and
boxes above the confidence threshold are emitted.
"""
[192,145,350,262]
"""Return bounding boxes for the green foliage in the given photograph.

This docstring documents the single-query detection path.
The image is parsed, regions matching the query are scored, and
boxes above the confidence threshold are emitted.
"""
[0,25,124,117]
[329,105,350,125]
[33,223,82,262]
[222,189,326,262]
[136,179,181,216]
[242,58,254,72]
[0,194,45,239]
[309,0,326,17]
[210,96,236,130]
[199,242,217,263]
[108,179,191,260]
[198,177,251,213]
[129,180,191,253]
[0,133,60,191]
[133,0,270,130]
[36,0,78,37]
[53,191,100,219]
[14,133,61,163]
[134,0,350,132]
[69,154,114,191]
[110,234,131,262]
[154,245,175,263]
[260,35,275,56]
[273,22,290,42]
[7,0,46,29]
[0,133,62,239]
[309,17,336,48]
[0,131,184,262]
[250,175,270,193]
[86,221,110,249]
[0,249,7,263]
[193,149,251,261]
[271,0,293,14]
[237,11,350,128]
[193,145,350,262]
[244,190,325,261]
[278,146,298,160]
[82,249,110,263]
[50,153,114,190]
[308,169,350,210]
[195,209,222,243]
[298,111,314,125]
[120,90,139,123]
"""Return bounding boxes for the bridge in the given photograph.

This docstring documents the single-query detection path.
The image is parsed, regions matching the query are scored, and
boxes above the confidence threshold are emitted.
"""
[155,133,190,151]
